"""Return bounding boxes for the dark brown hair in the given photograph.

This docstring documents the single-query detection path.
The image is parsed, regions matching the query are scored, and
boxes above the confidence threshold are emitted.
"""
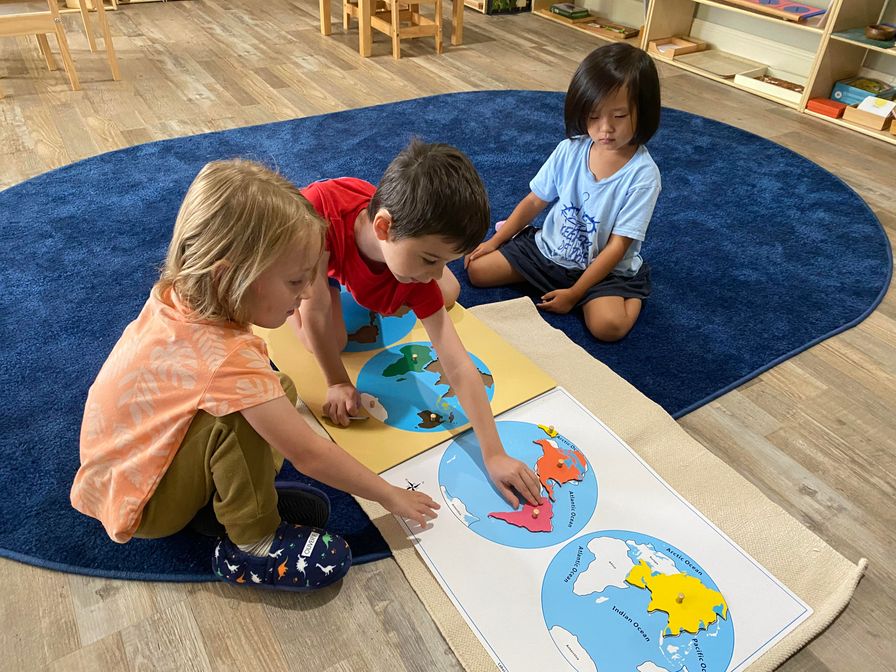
[368,139,490,254]
[565,43,661,146]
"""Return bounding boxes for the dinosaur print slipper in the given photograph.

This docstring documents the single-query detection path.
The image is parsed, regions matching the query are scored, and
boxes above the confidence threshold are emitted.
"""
[190,481,331,537]
[213,522,352,591]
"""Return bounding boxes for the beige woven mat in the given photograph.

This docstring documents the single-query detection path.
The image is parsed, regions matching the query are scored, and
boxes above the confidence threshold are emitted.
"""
[358,298,866,671]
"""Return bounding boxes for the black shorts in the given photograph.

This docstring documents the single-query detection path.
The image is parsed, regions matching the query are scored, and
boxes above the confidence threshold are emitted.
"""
[499,227,651,307]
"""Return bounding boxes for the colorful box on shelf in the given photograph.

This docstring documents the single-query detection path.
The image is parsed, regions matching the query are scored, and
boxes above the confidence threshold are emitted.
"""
[715,0,825,23]
[647,37,707,58]
[831,77,896,106]
[733,68,806,104]
[807,97,847,118]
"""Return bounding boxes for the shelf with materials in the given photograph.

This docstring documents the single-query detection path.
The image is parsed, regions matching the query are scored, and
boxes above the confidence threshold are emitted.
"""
[535,0,895,143]
[649,50,808,107]
[685,0,828,33]
[531,0,644,44]
[830,32,896,54]
[645,0,824,108]
[805,107,896,141]
[802,0,896,144]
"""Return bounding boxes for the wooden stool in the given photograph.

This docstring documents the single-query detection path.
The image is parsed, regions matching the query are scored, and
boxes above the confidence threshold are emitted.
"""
[346,0,442,59]
[343,0,386,30]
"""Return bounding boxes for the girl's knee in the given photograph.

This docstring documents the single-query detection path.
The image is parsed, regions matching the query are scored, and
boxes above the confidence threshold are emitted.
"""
[586,314,631,342]
[466,258,489,287]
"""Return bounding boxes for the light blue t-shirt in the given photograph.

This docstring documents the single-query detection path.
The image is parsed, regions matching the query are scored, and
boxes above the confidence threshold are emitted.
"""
[529,138,661,276]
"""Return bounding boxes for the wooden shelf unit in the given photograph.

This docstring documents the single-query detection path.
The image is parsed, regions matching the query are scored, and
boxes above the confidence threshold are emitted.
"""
[531,6,643,43]
[533,0,896,145]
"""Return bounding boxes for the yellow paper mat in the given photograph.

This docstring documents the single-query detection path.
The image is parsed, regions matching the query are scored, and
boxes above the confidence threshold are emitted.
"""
[256,304,555,473]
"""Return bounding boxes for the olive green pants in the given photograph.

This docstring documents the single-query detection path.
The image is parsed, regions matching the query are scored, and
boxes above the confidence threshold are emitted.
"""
[134,373,295,545]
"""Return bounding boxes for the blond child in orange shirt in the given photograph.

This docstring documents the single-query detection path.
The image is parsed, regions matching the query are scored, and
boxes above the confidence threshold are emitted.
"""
[70,160,438,591]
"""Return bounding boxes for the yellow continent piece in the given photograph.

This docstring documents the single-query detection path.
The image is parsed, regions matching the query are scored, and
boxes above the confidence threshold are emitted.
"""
[537,423,559,438]
[625,560,728,636]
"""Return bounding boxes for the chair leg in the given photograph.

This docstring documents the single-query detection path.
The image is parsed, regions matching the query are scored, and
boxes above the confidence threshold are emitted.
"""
[451,0,462,46]
[358,0,372,56]
[391,2,400,58]
[343,3,350,30]
[93,0,120,80]
[77,0,98,52]
[37,34,59,71]
[319,0,333,35]
[53,20,81,90]
[434,0,442,53]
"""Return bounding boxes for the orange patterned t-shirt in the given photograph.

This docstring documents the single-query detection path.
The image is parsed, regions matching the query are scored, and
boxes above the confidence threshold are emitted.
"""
[70,286,285,543]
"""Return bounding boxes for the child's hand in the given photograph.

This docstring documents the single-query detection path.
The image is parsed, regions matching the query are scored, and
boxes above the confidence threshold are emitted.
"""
[382,485,440,526]
[464,239,499,268]
[484,453,542,509]
[538,288,579,314]
[323,383,361,426]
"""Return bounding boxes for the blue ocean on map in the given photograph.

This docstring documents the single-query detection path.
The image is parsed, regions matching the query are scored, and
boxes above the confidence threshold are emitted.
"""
[340,288,417,352]
[357,342,495,432]
[438,421,598,549]
[542,530,734,671]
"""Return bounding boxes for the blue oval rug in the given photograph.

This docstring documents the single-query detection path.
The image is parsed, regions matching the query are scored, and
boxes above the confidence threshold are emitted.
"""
[0,91,890,582]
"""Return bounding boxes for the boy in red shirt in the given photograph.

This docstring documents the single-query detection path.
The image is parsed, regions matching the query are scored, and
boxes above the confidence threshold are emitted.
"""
[296,140,541,508]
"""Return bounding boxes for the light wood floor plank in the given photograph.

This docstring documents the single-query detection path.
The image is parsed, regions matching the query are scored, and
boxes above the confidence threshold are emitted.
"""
[46,632,130,672]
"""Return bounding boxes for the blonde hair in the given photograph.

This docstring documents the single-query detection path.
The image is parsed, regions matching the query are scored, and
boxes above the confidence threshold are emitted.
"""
[158,159,325,324]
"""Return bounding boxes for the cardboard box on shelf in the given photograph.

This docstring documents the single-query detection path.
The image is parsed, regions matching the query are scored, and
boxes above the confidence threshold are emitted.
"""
[842,104,893,131]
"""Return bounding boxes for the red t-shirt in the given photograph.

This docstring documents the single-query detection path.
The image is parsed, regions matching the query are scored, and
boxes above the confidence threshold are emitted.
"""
[301,178,444,319]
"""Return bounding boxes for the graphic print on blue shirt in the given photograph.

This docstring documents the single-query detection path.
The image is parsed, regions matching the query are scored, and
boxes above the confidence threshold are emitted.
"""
[529,139,661,276]
[557,202,600,269]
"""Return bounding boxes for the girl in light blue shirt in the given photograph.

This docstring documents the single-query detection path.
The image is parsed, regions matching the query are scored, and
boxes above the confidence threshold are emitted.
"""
[466,43,662,341]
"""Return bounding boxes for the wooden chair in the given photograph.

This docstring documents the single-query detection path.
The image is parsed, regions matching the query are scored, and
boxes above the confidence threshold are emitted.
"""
[70,0,120,81]
[345,0,442,59]
[0,0,79,96]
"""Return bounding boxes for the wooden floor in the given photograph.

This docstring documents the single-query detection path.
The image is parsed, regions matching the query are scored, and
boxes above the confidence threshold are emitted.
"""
[2,2,895,670]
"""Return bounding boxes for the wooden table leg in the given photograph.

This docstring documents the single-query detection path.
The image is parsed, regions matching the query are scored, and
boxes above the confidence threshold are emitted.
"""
[451,0,463,46]
[319,0,332,35]
[359,0,372,57]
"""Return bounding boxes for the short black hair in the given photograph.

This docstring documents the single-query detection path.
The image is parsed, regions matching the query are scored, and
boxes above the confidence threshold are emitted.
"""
[368,139,490,254]
[564,43,661,146]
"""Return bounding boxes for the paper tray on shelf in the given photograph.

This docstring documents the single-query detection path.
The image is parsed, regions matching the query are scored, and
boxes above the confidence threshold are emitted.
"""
[733,69,807,104]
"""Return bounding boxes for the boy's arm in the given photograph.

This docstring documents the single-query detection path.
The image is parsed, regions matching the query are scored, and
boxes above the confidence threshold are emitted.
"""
[538,234,633,314]
[296,255,359,425]
[241,396,439,525]
[422,308,542,508]
[465,192,549,267]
